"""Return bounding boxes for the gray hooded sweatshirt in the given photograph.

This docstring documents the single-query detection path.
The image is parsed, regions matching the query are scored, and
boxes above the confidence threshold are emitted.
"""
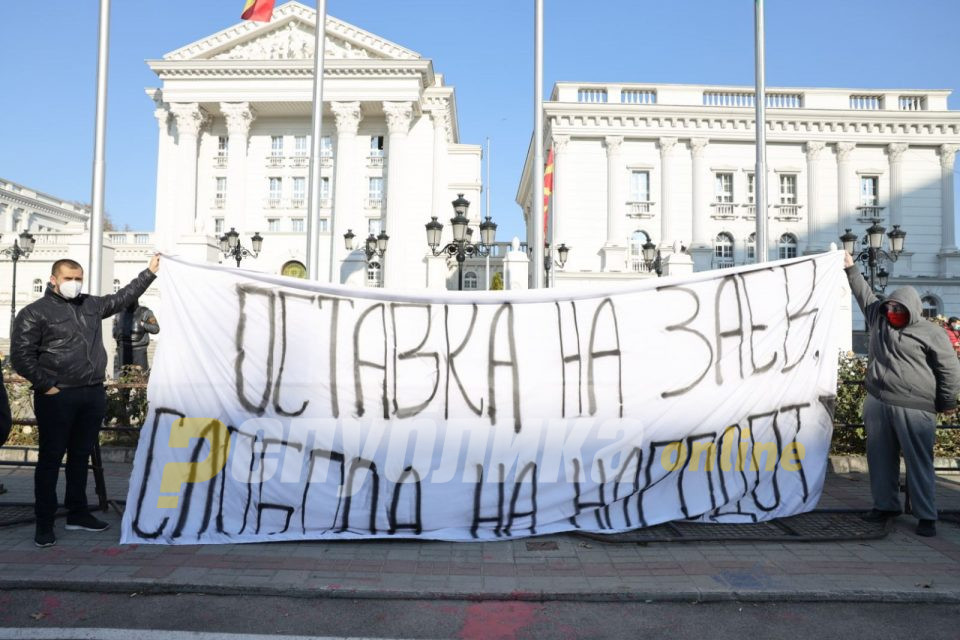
[847,266,960,413]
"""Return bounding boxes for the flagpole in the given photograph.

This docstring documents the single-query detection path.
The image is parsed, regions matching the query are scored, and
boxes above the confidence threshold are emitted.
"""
[485,137,491,290]
[532,0,545,289]
[308,0,329,281]
[87,0,110,295]
[754,0,768,264]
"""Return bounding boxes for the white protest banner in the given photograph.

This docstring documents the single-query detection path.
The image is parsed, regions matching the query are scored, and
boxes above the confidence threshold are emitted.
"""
[121,252,845,544]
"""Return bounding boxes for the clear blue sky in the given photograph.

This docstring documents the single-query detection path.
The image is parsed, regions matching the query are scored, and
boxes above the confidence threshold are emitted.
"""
[1,0,958,242]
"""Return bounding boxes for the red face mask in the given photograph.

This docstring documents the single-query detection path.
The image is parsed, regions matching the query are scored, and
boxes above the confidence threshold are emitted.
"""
[886,310,909,329]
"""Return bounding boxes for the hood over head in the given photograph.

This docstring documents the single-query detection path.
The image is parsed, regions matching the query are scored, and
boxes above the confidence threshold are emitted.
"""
[885,286,923,326]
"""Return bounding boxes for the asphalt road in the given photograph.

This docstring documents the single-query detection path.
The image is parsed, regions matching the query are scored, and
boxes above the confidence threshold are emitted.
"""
[0,590,957,639]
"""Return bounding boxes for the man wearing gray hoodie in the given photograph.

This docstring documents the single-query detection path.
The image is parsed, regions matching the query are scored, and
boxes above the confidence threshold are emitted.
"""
[845,253,960,536]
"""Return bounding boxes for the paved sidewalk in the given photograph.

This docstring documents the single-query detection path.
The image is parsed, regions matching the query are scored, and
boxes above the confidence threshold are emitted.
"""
[1,462,959,603]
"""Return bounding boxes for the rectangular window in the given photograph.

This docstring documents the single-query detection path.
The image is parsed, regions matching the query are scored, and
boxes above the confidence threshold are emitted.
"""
[319,218,329,233]
[860,176,879,207]
[215,177,227,208]
[320,135,333,158]
[294,135,308,155]
[268,177,282,207]
[291,218,305,232]
[629,171,650,202]
[747,173,755,204]
[267,218,281,232]
[370,135,385,157]
[217,136,229,162]
[292,177,306,206]
[214,217,224,234]
[714,173,733,203]
[320,176,331,200]
[368,176,384,199]
[779,174,797,204]
[270,136,284,157]
[368,218,383,235]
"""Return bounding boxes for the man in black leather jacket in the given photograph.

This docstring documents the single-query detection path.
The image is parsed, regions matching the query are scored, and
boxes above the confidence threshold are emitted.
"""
[113,303,160,375]
[11,255,159,547]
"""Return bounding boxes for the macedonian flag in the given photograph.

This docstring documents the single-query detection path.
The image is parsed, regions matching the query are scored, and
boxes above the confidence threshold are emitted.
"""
[543,147,554,239]
[241,0,275,22]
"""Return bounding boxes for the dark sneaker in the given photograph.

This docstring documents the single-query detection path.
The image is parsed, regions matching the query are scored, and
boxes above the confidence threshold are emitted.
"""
[916,520,937,537]
[34,528,56,548]
[65,513,110,532]
[861,509,901,523]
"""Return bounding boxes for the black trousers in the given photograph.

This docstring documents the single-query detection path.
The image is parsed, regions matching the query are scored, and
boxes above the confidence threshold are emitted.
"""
[33,384,106,528]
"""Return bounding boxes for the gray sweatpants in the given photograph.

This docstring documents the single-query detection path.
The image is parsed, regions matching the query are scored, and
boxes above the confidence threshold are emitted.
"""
[863,394,938,521]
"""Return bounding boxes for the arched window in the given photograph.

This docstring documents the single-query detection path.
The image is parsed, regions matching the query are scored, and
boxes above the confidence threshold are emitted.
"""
[463,271,478,290]
[921,295,941,320]
[113,279,121,293]
[32,279,42,294]
[714,232,734,267]
[281,260,307,279]
[629,230,651,272]
[366,261,382,288]
[746,232,757,263]
[778,233,798,260]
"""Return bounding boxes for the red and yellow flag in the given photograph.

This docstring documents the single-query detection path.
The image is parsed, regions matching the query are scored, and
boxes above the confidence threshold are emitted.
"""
[542,148,555,239]
[241,0,275,22]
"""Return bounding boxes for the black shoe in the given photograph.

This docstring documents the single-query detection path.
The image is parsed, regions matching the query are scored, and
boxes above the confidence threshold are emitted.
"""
[65,513,110,532]
[861,509,901,523]
[34,528,56,548]
[916,520,937,537]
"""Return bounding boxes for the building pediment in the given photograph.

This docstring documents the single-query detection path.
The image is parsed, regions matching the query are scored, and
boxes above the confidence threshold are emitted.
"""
[164,1,420,62]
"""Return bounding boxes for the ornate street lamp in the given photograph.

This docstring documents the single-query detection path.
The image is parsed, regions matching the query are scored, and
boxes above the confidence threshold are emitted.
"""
[641,239,663,277]
[219,227,263,267]
[344,228,389,263]
[2,230,35,337]
[840,219,906,295]
[425,194,497,291]
[543,242,571,287]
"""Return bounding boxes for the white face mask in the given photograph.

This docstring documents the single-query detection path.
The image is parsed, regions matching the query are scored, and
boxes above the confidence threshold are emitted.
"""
[57,280,83,300]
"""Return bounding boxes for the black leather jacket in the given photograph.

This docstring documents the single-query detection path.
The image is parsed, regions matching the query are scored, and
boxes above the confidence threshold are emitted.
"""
[11,270,157,393]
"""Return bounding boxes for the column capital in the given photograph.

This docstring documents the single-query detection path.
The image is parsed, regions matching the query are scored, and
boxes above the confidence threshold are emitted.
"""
[221,102,257,137]
[383,101,414,134]
[331,101,363,135]
[551,134,570,153]
[659,136,679,154]
[835,141,856,160]
[805,141,826,160]
[941,144,960,171]
[153,107,169,131]
[689,137,709,158]
[887,142,909,163]
[169,103,209,137]
[604,135,624,154]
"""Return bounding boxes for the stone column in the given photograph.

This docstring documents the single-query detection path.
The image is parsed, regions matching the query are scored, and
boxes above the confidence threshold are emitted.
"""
[941,144,959,253]
[659,137,679,250]
[601,135,625,271]
[221,102,256,236]
[550,135,570,248]
[330,102,363,283]
[382,101,414,289]
[151,93,173,251]
[886,143,908,230]
[688,138,711,270]
[430,109,449,219]
[169,103,208,237]
[835,142,857,238]
[804,141,826,253]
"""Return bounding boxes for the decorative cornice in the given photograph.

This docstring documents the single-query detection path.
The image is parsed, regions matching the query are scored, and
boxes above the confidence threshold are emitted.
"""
[169,103,209,137]
[942,144,960,170]
[836,141,857,161]
[383,101,414,134]
[0,191,89,224]
[331,101,363,134]
[148,59,431,81]
[689,137,709,157]
[221,102,257,137]
[804,140,826,160]
[887,142,909,162]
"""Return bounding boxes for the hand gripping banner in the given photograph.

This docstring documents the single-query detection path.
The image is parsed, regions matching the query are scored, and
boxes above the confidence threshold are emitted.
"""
[122,252,845,544]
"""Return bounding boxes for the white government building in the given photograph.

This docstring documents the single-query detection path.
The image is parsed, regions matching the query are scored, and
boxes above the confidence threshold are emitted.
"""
[517,81,960,328]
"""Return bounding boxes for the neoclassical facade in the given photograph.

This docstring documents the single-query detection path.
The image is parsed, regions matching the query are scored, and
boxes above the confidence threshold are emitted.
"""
[517,82,960,323]
[151,1,488,290]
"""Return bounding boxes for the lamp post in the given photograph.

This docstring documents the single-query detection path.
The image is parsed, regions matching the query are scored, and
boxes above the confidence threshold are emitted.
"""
[543,242,570,287]
[840,219,906,296]
[425,194,497,291]
[2,230,36,336]
[344,228,389,287]
[219,227,263,268]
[641,239,663,276]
